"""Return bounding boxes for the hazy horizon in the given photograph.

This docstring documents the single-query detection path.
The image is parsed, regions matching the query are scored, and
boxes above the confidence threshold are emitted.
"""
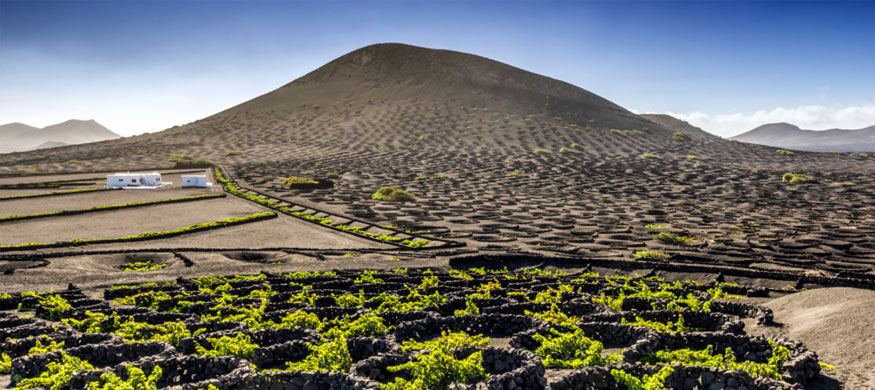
[2,0,874,138]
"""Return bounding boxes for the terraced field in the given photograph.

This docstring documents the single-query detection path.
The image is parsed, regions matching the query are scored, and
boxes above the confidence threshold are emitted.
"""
[0,268,828,390]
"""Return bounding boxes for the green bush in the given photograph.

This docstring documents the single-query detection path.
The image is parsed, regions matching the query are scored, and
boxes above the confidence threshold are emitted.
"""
[621,315,690,333]
[123,261,167,272]
[385,331,489,390]
[532,328,621,368]
[224,150,243,157]
[34,294,72,320]
[640,342,790,380]
[85,365,162,390]
[775,149,795,155]
[325,172,341,180]
[641,152,660,159]
[282,176,318,186]
[371,187,417,202]
[533,148,550,154]
[633,250,670,260]
[610,366,674,390]
[453,300,480,316]
[15,352,95,390]
[28,340,66,355]
[0,353,11,374]
[782,173,810,183]
[285,335,351,373]
[672,132,692,142]
[354,270,383,284]
[195,332,258,359]
[329,313,391,338]
[168,154,214,168]
[652,232,695,245]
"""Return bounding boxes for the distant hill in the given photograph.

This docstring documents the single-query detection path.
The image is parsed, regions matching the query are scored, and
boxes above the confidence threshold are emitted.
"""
[731,122,875,152]
[0,119,120,153]
[640,114,717,139]
[34,141,69,150]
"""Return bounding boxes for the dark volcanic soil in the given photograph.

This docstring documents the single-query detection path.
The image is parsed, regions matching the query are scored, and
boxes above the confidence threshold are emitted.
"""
[0,43,873,388]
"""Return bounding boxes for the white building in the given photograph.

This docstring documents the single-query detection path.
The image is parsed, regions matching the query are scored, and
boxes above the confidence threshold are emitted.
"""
[106,172,168,189]
[181,175,211,188]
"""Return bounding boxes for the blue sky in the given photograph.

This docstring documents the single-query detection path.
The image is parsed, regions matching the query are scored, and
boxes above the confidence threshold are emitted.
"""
[2,0,874,137]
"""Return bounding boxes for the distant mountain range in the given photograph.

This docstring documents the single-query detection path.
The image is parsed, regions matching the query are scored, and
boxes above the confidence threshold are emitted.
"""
[731,122,875,152]
[0,119,120,153]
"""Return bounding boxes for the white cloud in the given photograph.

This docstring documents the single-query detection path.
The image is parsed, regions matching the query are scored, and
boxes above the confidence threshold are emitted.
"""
[661,105,875,138]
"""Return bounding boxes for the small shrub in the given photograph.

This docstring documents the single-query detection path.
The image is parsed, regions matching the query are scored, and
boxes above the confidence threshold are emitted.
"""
[559,147,572,153]
[16,352,95,390]
[640,342,790,380]
[641,152,660,158]
[776,149,795,155]
[533,148,550,154]
[633,250,670,260]
[454,300,480,316]
[195,332,258,359]
[610,366,674,390]
[782,173,810,183]
[672,132,692,142]
[85,365,162,390]
[622,315,690,333]
[385,332,488,390]
[371,187,416,202]
[533,328,621,368]
[0,353,11,374]
[285,335,351,373]
[168,154,214,168]
[354,270,383,284]
[224,150,243,157]
[686,154,699,159]
[35,294,72,320]
[123,260,166,272]
[325,172,341,179]
[652,232,695,245]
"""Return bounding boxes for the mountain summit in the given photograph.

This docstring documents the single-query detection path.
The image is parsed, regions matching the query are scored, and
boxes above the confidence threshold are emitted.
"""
[218,43,660,132]
[2,43,686,169]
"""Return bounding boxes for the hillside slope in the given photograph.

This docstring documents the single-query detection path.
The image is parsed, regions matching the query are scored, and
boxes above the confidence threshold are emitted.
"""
[640,114,717,139]
[0,43,684,171]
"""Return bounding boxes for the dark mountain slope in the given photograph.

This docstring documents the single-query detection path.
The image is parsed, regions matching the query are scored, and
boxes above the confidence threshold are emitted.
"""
[641,114,717,139]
